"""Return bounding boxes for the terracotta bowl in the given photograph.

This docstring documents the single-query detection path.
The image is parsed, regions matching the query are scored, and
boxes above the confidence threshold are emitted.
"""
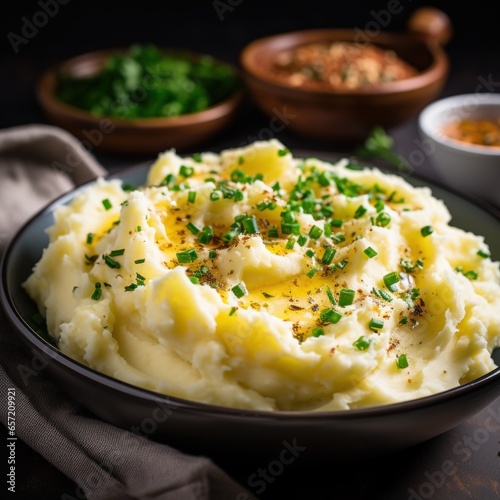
[36,48,244,155]
[240,7,451,145]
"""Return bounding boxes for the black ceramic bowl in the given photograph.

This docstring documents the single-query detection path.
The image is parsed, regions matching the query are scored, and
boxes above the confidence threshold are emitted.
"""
[1,155,499,462]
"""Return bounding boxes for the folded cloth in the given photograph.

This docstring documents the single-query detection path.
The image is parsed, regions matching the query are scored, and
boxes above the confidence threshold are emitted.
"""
[0,124,256,500]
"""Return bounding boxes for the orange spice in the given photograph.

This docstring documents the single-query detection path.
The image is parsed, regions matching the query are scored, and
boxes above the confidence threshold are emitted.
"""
[441,118,500,147]
[272,41,418,90]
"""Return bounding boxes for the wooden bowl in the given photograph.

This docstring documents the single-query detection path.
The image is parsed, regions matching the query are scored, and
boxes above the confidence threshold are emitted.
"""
[240,7,451,145]
[36,48,244,155]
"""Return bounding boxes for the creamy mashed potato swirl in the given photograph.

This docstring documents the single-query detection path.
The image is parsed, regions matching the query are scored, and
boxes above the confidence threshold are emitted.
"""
[24,140,500,411]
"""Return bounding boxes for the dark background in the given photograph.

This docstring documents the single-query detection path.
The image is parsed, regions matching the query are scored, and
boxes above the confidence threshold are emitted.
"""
[1,1,500,499]
[1,0,500,166]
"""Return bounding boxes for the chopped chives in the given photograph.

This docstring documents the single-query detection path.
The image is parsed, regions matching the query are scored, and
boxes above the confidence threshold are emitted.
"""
[354,205,367,219]
[234,190,244,202]
[399,316,408,325]
[134,258,145,264]
[305,249,315,258]
[336,258,349,270]
[308,225,323,239]
[109,249,125,257]
[102,198,112,210]
[176,248,198,263]
[311,327,325,338]
[286,237,295,250]
[463,270,478,280]
[189,276,200,284]
[353,336,370,351]
[332,233,345,244]
[277,148,290,157]
[477,249,490,259]
[85,254,98,265]
[306,267,319,278]
[229,306,237,316]
[242,215,260,234]
[319,308,342,324]
[192,153,202,163]
[330,219,343,228]
[297,234,308,246]
[369,318,384,330]
[232,282,247,298]
[238,155,245,165]
[259,200,272,212]
[267,226,279,238]
[187,191,196,203]
[209,250,217,259]
[372,287,393,302]
[326,286,336,305]
[121,182,136,192]
[374,200,385,212]
[186,221,200,235]
[339,288,355,307]
[136,225,142,232]
[383,271,400,291]
[221,226,241,243]
[198,226,214,244]
[124,283,138,291]
[103,254,121,269]
[364,246,377,258]
[86,233,95,244]
[91,282,102,301]
[375,212,391,227]
[321,246,336,265]
[421,225,434,237]
[396,354,409,369]
[281,221,301,235]
[159,174,176,187]
[210,191,221,201]
[179,165,194,177]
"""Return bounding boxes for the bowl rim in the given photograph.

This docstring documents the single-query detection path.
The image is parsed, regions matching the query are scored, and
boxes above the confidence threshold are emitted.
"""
[240,27,449,97]
[418,92,500,156]
[1,159,499,422]
[36,46,245,129]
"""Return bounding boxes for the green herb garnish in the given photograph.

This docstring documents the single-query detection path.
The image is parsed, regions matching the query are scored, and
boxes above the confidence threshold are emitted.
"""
[176,248,198,264]
[396,354,409,369]
[232,282,247,298]
[355,126,411,172]
[56,44,240,119]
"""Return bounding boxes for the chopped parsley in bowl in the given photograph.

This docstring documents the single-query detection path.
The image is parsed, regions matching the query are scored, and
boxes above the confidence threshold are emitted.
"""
[36,44,244,153]
[55,44,241,119]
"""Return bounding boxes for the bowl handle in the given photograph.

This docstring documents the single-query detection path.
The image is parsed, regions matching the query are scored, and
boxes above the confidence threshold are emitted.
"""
[406,7,453,46]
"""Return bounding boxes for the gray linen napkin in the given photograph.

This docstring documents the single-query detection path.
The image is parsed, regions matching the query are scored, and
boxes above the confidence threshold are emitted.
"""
[0,124,256,500]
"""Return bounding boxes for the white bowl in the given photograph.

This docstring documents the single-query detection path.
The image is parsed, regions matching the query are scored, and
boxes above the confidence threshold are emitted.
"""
[418,93,500,208]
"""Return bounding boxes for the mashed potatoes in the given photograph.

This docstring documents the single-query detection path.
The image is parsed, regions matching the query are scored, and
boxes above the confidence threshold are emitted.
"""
[24,140,500,411]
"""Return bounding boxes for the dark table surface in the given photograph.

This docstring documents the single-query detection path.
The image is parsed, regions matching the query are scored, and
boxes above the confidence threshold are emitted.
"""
[1,1,500,498]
